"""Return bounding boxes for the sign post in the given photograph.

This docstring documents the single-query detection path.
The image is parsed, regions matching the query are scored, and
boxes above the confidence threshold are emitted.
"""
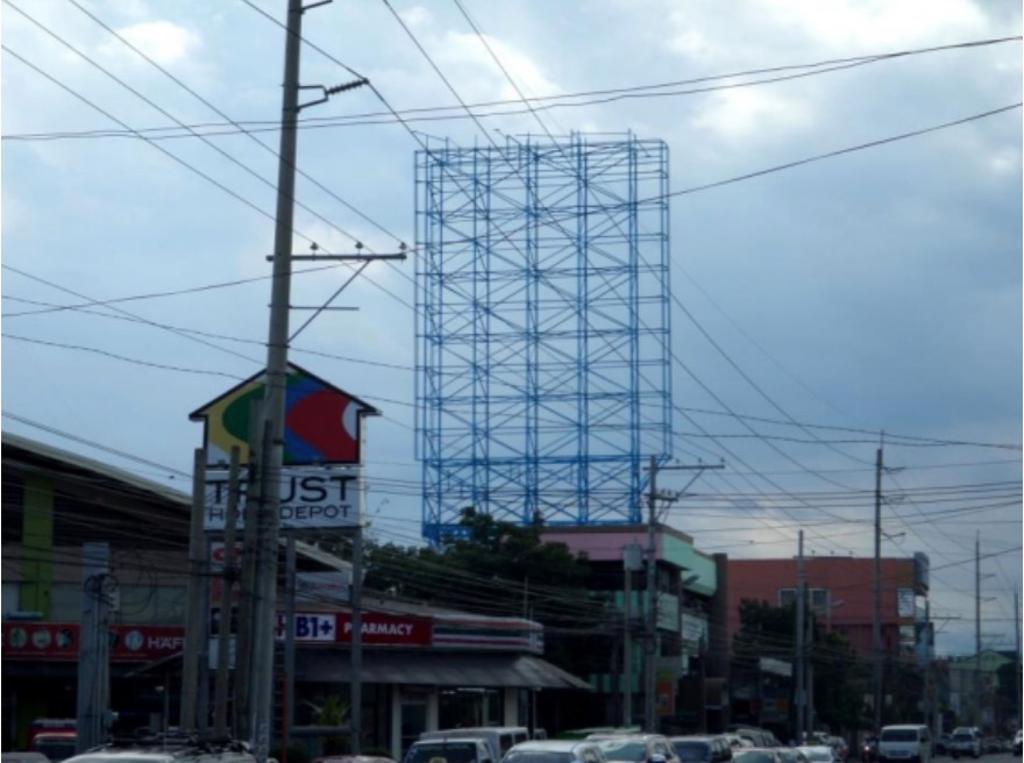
[190,363,379,745]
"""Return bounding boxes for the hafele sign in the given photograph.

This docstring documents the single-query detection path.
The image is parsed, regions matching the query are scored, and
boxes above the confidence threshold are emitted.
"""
[203,466,362,530]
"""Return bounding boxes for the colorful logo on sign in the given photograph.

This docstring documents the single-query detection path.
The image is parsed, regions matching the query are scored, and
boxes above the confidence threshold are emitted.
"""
[190,364,377,466]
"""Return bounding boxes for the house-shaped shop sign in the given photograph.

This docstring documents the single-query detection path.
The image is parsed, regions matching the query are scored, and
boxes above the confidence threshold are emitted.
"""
[189,363,380,468]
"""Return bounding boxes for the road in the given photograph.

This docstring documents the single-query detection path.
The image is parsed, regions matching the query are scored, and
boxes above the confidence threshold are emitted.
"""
[935,756,1020,763]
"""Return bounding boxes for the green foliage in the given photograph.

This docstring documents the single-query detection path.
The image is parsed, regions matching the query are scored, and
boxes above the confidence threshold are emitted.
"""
[363,507,593,622]
[732,598,871,733]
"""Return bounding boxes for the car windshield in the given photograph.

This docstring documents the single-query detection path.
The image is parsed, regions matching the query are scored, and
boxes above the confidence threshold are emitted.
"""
[953,735,973,742]
[600,743,648,762]
[504,753,572,763]
[881,731,917,743]
[733,753,775,763]
[673,743,712,762]
[408,744,480,763]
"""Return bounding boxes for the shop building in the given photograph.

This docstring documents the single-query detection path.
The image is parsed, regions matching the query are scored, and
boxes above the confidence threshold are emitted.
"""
[725,554,931,659]
[540,524,726,733]
[2,432,590,755]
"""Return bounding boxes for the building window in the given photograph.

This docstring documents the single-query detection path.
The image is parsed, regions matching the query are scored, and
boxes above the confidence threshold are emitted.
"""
[778,588,830,613]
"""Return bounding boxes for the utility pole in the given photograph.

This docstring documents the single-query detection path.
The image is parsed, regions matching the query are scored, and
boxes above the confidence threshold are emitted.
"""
[182,448,207,732]
[214,446,241,737]
[351,525,364,754]
[76,542,110,753]
[645,455,658,733]
[248,0,304,757]
[873,443,883,733]
[975,533,981,728]
[796,530,806,742]
[623,544,642,726]
[245,5,376,757]
[1015,589,1021,732]
[282,537,297,760]
[234,410,264,739]
[643,457,724,733]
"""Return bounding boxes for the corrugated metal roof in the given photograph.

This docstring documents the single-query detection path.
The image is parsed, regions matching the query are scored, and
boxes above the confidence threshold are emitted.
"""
[297,650,591,690]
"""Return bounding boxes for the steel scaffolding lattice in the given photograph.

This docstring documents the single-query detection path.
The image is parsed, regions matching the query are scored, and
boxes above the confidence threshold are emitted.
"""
[415,134,672,541]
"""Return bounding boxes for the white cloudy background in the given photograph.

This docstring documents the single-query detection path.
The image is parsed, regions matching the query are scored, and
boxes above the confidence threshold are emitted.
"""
[2,0,1021,655]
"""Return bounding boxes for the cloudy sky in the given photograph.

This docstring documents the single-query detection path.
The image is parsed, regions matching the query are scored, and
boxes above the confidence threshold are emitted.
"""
[2,0,1021,655]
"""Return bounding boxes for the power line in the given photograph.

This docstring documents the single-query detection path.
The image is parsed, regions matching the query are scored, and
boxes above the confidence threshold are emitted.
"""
[5,34,1018,143]
[1,294,414,371]
[665,102,1023,198]
[3,333,245,379]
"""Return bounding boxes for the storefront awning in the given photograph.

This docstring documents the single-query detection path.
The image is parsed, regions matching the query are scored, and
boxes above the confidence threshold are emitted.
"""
[297,650,591,691]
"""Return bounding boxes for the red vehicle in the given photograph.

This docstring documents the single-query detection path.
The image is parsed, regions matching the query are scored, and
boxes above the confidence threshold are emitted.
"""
[28,720,76,763]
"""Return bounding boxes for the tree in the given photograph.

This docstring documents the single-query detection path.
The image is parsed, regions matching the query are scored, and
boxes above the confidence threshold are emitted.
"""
[732,599,870,734]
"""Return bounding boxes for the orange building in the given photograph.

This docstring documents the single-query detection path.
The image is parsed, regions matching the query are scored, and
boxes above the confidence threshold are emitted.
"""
[725,554,930,658]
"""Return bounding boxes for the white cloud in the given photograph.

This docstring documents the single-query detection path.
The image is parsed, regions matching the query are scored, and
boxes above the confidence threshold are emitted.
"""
[400,5,433,30]
[439,30,562,103]
[756,0,991,49]
[100,20,200,66]
[691,86,813,140]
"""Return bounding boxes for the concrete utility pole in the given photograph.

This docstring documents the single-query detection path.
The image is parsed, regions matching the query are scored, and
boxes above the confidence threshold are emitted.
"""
[645,455,658,733]
[643,458,724,733]
[796,530,806,741]
[1011,589,1019,733]
[1015,589,1021,731]
[182,448,208,732]
[248,0,304,757]
[235,407,265,738]
[283,537,297,759]
[76,542,111,753]
[623,544,643,726]
[214,446,241,736]
[351,526,364,754]
[975,533,981,727]
[873,443,883,732]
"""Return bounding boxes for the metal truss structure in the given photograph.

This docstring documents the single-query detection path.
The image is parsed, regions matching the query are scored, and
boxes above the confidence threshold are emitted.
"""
[415,134,672,541]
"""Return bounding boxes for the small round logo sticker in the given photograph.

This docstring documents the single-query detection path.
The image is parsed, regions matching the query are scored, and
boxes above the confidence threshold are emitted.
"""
[124,630,144,651]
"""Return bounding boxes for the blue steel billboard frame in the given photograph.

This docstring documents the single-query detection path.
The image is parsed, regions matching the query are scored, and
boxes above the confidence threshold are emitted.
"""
[415,134,672,541]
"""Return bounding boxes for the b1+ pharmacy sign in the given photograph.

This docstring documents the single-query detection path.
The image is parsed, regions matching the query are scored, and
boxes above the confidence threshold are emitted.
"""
[203,466,362,531]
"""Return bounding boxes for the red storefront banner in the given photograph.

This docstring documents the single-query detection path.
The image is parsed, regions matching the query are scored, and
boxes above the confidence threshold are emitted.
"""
[2,622,184,662]
[336,612,432,646]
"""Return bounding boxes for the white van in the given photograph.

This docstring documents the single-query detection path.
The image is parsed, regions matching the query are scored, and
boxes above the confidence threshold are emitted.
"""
[420,728,530,763]
[878,725,931,763]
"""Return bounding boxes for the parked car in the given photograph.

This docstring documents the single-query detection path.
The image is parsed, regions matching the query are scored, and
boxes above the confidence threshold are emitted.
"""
[407,738,495,763]
[949,728,981,760]
[877,725,931,763]
[316,757,395,763]
[934,736,952,757]
[594,735,681,763]
[670,737,731,763]
[732,749,785,763]
[30,733,76,763]
[776,750,809,763]
[560,731,642,742]
[795,746,836,763]
[3,753,50,763]
[503,741,608,763]
[1013,731,1021,756]
[725,738,754,752]
[60,737,255,763]
[422,728,530,762]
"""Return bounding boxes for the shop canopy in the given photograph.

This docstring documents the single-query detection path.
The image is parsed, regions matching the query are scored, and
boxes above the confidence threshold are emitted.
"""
[297,651,591,690]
